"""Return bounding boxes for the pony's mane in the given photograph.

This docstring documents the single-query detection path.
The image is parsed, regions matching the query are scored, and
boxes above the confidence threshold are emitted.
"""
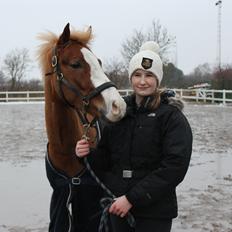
[37,26,93,76]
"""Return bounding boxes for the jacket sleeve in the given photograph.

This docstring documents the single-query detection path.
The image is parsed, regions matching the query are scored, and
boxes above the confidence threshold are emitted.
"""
[125,108,193,207]
[86,125,111,172]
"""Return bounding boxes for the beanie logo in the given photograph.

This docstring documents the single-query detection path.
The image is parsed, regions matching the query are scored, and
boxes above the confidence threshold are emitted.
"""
[141,57,153,69]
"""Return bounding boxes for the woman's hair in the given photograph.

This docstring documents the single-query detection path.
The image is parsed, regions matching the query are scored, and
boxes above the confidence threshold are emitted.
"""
[148,88,162,110]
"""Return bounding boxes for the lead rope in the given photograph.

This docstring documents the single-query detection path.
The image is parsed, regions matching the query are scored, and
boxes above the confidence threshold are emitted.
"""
[81,125,136,232]
[83,157,136,232]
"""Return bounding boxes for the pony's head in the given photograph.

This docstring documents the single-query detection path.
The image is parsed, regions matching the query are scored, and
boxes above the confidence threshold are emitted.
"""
[37,23,126,122]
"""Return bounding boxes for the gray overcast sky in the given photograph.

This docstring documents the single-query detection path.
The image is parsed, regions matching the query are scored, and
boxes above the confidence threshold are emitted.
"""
[0,0,231,78]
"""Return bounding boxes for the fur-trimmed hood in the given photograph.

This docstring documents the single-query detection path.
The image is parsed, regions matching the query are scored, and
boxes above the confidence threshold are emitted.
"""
[166,97,184,111]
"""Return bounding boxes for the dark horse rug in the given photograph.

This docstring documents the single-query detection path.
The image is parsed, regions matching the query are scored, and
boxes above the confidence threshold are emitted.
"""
[45,153,103,232]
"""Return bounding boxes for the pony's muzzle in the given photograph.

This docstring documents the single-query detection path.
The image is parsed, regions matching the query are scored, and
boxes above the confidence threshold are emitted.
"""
[111,100,121,116]
[106,99,126,122]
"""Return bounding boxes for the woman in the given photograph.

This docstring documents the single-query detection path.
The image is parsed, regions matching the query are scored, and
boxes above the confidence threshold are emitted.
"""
[76,41,192,232]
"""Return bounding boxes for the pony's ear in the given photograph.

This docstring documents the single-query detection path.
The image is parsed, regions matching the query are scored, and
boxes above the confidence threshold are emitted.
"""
[87,26,92,35]
[57,23,70,46]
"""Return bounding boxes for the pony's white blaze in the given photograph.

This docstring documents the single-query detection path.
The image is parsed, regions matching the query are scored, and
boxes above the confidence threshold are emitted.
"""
[81,48,126,122]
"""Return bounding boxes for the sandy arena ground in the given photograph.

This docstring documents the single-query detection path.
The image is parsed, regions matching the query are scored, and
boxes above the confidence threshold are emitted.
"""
[0,102,231,232]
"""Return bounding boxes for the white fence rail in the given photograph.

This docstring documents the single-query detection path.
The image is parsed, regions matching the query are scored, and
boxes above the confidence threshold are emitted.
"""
[0,90,133,103]
[173,89,232,104]
[0,89,232,104]
[0,91,45,102]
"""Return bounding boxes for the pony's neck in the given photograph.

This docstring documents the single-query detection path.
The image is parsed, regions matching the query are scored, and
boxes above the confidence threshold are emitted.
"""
[44,78,84,176]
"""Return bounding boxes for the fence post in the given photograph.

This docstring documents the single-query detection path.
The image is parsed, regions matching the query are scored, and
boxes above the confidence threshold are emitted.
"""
[212,91,214,103]
[27,91,30,102]
[222,89,226,105]
[196,89,199,103]
[203,89,206,103]
[180,89,183,99]
[6,91,8,102]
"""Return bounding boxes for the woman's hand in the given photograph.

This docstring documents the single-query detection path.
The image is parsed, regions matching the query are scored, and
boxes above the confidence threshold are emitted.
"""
[75,139,90,158]
[109,195,132,218]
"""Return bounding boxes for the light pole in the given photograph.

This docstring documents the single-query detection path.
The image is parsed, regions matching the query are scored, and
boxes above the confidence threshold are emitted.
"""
[215,0,222,71]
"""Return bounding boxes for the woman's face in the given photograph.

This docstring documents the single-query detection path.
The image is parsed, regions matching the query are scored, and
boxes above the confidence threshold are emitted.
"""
[131,69,158,97]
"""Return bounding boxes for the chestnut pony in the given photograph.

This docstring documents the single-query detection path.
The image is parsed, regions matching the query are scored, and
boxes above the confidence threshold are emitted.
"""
[37,24,126,231]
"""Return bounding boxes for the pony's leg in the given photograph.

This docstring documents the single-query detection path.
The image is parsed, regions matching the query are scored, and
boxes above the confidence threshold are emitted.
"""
[71,184,103,232]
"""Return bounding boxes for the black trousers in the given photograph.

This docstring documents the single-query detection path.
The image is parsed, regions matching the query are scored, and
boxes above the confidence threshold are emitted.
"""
[110,214,172,232]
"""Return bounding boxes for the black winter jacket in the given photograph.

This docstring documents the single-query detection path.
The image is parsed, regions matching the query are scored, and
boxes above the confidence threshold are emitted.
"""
[88,95,192,219]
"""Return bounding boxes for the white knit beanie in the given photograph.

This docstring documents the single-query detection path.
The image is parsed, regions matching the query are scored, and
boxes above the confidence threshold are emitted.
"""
[128,41,163,85]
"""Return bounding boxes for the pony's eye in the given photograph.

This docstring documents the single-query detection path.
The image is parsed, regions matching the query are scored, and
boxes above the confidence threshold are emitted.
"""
[70,62,82,69]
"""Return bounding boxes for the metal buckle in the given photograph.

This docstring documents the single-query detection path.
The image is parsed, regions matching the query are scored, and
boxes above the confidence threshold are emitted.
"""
[83,99,90,106]
[57,73,64,81]
[71,177,81,185]
[123,170,133,178]
[52,55,57,67]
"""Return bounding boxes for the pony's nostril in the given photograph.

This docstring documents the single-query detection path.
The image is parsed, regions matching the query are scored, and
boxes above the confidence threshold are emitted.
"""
[111,101,120,115]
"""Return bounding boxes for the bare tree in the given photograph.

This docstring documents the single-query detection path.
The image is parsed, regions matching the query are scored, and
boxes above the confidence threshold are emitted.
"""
[147,20,174,62]
[121,19,175,65]
[190,63,213,84]
[212,65,232,90]
[19,79,44,91]
[104,58,130,89]
[0,70,5,84]
[3,48,31,90]
[121,30,146,66]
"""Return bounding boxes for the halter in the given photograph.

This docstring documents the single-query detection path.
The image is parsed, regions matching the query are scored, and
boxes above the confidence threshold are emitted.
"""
[46,45,116,139]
